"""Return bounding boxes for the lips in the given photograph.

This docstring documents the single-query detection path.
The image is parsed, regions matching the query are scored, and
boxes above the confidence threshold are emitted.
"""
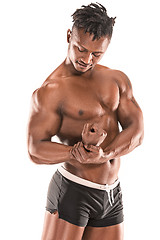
[77,61,91,68]
[78,62,88,67]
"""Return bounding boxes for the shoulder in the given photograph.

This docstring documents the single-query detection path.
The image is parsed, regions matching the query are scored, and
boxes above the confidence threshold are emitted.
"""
[31,80,63,112]
[112,70,132,97]
[97,66,133,99]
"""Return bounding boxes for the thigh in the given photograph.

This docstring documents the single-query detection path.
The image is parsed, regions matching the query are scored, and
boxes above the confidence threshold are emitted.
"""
[41,211,85,240]
[82,223,124,240]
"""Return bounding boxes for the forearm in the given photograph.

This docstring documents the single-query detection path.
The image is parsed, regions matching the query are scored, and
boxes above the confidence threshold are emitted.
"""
[28,140,72,165]
[103,125,143,161]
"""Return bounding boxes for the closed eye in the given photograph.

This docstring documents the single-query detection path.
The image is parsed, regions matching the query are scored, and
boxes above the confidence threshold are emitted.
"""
[78,47,86,52]
[92,53,101,57]
[77,46,102,57]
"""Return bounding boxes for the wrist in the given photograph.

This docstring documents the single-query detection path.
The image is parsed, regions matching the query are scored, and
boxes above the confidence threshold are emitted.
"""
[103,148,115,161]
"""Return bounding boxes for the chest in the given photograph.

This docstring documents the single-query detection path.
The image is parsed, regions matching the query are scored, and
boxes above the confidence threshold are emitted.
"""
[61,79,119,120]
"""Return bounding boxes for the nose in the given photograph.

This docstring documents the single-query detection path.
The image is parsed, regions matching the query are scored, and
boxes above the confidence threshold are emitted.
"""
[81,52,93,65]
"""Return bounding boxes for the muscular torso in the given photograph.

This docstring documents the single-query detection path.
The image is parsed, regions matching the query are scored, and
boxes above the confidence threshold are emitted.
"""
[43,64,122,184]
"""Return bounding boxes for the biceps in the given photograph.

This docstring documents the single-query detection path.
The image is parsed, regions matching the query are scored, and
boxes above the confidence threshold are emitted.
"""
[117,95,143,129]
[28,110,62,142]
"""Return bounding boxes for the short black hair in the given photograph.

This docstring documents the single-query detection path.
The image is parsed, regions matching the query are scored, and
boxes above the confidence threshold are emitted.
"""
[71,2,116,41]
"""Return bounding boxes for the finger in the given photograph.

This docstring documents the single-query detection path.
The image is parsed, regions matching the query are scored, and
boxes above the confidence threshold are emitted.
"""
[98,130,107,140]
[84,144,97,150]
[102,129,107,136]
[69,148,75,159]
[83,144,91,151]
[82,123,88,135]
[84,145,92,152]
[84,145,100,153]
[73,142,86,159]
[91,123,98,132]
[72,148,83,163]
[79,142,84,147]
[77,145,89,160]
[74,142,81,150]
[82,123,92,137]
[86,123,93,134]
[71,142,84,160]
[76,142,84,151]
[72,144,77,151]
[72,143,82,155]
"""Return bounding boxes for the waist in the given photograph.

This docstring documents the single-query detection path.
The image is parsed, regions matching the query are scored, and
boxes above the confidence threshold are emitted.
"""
[57,164,120,191]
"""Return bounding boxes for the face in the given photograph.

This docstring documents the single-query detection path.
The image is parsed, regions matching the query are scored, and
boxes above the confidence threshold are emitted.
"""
[67,27,110,73]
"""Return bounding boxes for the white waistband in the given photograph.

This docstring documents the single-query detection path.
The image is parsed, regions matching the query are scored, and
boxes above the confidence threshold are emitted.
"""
[57,164,120,191]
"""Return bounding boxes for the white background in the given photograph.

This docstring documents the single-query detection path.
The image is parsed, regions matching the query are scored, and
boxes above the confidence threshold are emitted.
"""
[0,0,160,239]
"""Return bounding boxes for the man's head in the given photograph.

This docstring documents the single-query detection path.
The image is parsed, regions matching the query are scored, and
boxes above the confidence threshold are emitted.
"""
[66,3,116,73]
[72,2,116,41]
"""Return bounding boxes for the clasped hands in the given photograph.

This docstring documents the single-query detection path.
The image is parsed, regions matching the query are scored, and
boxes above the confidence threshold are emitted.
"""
[70,123,107,164]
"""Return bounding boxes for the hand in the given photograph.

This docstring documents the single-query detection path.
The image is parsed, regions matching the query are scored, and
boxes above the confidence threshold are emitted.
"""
[70,142,105,164]
[82,123,107,146]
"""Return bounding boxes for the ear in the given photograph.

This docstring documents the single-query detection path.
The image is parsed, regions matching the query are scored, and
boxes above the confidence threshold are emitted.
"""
[67,29,72,43]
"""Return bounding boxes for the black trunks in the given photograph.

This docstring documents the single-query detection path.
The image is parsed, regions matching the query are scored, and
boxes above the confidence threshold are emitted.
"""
[45,165,124,227]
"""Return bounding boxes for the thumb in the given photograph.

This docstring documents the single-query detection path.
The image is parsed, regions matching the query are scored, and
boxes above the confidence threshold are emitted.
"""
[84,144,91,151]
[84,144,99,152]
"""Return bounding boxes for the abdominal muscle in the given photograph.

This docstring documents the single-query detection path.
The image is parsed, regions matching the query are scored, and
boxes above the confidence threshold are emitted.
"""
[58,111,121,185]
[63,157,121,185]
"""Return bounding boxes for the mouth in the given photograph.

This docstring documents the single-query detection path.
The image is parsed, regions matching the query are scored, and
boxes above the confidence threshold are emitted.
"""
[77,61,91,68]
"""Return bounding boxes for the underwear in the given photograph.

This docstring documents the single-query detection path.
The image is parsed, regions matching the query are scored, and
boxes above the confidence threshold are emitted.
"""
[45,165,124,227]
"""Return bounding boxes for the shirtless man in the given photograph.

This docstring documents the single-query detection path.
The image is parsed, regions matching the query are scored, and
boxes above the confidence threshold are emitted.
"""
[27,3,144,240]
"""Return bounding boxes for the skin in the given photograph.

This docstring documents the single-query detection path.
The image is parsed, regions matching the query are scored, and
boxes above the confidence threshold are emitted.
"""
[27,27,144,240]
[81,123,107,146]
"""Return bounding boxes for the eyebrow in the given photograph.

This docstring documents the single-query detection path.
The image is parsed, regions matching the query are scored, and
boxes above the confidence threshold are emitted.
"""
[78,43,104,54]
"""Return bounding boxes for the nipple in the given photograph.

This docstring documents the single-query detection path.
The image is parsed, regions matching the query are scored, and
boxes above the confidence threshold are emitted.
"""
[79,110,84,116]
